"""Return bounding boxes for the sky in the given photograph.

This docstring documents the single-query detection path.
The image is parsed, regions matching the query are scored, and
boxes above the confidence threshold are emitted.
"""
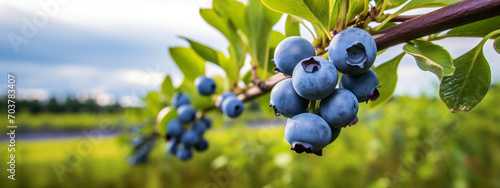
[1,0,499,107]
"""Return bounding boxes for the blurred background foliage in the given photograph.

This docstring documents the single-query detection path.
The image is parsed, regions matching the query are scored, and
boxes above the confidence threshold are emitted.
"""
[1,84,499,188]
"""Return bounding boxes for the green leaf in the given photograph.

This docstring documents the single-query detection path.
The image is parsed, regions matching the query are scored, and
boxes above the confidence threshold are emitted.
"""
[376,0,460,31]
[214,0,248,35]
[285,15,301,37]
[161,75,175,100]
[369,53,405,109]
[200,8,245,81]
[403,40,454,79]
[169,47,206,82]
[261,0,331,36]
[346,0,366,24]
[242,69,252,85]
[445,16,500,37]
[158,106,177,135]
[495,36,500,54]
[181,37,220,65]
[246,0,282,79]
[376,0,409,10]
[439,44,491,113]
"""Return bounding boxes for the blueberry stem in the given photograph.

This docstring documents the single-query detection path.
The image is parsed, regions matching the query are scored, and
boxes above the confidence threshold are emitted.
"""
[309,100,317,114]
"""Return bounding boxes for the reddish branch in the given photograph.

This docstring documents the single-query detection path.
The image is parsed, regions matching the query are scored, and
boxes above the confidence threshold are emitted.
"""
[238,0,500,107]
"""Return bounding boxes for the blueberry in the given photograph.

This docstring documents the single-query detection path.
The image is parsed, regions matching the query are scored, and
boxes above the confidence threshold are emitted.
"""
[339,69,380,103]
[319,88,359,128]
[195,75,217,95]
[192,120,208,135]
[181,130,200,147]
[215,92,237,110]
[273,36,316,76]
[328,28,377,76]
[166,119,184,138]
[270,78,309,117]
[284,113,332,156]
[330,127,341,143]
[177,105,197,123]
[176,146,193,161]
[167,140,179,155]
[194,138,209,152]
[221,96,244,118]
[200,116,212,129]
[292,56,338,100]
[172,92,190,108]
[130,136,145,149]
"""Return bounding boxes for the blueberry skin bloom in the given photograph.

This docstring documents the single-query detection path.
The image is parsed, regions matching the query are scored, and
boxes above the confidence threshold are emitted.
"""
[171,92,190,108]
[181,130,201,148]
[270,78,309,118]
[273,36,316,76]
[328,28,377,76]
[284,113,332,156]
[177,105,197,123]
[319,88,359,128]
[166,119,184,138]
[215,92,237,110]
[292,56,338,100]
[176,147,193,161]
[339,69,380,103]
[221,96,244,118]
[195,76,217,95]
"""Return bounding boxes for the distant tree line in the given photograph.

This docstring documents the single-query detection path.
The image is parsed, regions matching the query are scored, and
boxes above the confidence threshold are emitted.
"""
[1,96,123,114]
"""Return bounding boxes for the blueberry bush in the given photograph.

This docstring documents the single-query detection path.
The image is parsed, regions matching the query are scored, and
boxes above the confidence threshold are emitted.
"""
[130,0,500,162]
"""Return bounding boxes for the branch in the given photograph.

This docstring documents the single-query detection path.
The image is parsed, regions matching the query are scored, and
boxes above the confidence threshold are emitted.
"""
[374,0,500,50]
[228,0,500,109]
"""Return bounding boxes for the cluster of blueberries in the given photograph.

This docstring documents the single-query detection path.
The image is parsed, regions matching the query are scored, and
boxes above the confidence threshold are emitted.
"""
[270,28,380,156]
[165,75,245,161]
[128,132,157,165]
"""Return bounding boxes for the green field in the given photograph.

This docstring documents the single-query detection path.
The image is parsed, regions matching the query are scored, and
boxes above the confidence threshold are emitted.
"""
[2,88,500,188]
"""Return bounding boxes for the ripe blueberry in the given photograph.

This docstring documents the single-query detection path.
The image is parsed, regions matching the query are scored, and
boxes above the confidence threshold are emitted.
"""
[200,116,212,129]
[192,120,208,135]
[319,88,359,128]
[273,36,316,76]
[195,75,217,95]
[270,78,309,117]
[176,146,193,161]
[284,113,332,156]
[166,119,184,138]
[181,130,201,148]
[177,105,197,123]
[216,92,237,110]
[221,96,244,118]
[328,28,377,76]
[172,92,190,108]
[194,139,209,152]
[167,140,179,155]
[292,56,338,100]
[339,69,380,103]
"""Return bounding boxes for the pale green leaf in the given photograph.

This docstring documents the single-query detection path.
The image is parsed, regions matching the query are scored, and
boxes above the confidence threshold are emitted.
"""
[181,37,220,65]
[403,40,454,78]
[376,0,409,9]
[439,44,491,113]
[261,0,331,35]
[169,47,206,82]
[369,53,405,109]
[285,15,301,37]
[158,107,177,135]
[161,75,174,100]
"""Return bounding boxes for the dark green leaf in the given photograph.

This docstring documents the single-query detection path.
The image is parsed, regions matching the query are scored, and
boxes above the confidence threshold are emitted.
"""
[161,75,174,100]
[445,16,500,37]
[261,0,331,35]
[403,40,454,78]
[439,45,491,113]
[169,47,206,82]
[495,36,500,53]
[285,15,301,37]
[369,53,405,109]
